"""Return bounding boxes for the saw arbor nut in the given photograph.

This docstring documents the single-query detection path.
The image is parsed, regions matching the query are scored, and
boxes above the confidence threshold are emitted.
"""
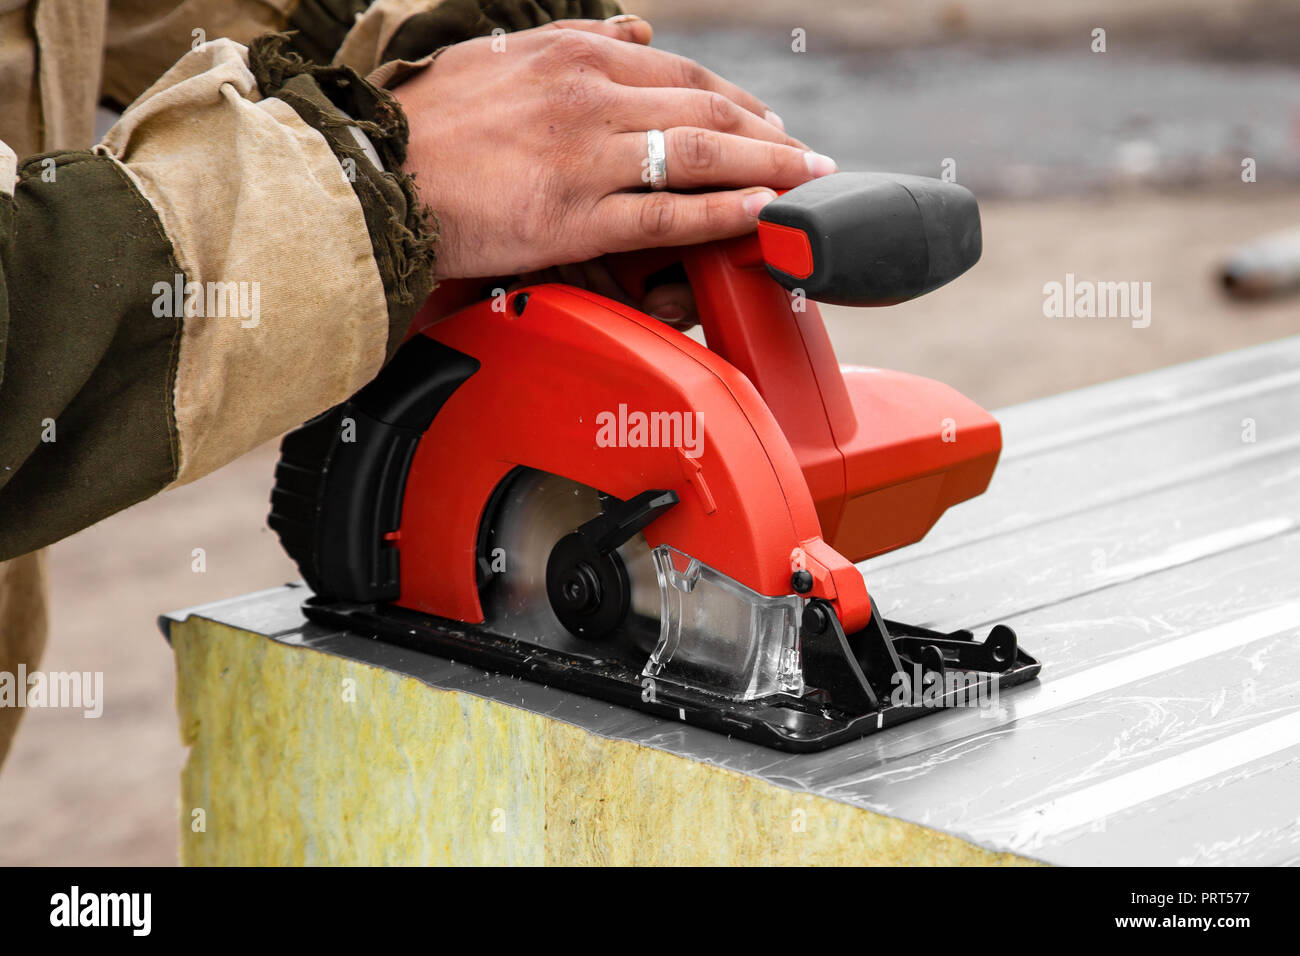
[544,488,678,641]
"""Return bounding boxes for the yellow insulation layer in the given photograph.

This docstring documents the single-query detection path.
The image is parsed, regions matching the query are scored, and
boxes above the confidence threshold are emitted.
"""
[173,618,1040,866]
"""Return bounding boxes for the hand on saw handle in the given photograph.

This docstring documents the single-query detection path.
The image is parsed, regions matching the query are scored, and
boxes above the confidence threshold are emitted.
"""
[391,16,839,304]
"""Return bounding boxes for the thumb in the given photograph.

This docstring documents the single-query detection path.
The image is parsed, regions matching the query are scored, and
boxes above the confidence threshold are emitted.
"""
[545,14,653,46]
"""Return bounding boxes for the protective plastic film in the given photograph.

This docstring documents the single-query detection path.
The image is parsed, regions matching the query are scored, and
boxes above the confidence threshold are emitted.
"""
[644,545,804,700]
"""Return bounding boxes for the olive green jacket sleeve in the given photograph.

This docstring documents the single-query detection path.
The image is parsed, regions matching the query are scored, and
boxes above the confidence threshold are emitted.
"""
[0,0,621,562]
[0,36,434,563]
[331,0,621,73]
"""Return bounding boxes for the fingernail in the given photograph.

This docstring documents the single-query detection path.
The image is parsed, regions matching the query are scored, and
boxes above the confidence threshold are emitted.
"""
[743,190,776,217]
[764,109,785,131]
[651,304,686,322]
[804,151,838,177]
[606,13,651,42]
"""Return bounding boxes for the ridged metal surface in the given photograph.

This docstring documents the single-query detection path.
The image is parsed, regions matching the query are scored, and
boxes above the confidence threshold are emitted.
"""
[163,335,1300,866]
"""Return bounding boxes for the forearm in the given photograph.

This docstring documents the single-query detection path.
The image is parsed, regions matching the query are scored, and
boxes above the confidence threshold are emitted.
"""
[0,38,434,561]
[104,0,625,106]
[335,0,622,74]
[2,0,630,560]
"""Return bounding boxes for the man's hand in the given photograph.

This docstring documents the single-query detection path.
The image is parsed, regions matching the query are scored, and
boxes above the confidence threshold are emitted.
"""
[392,17,837,280]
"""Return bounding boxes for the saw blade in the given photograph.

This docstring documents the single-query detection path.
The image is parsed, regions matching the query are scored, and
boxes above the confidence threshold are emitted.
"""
[478,468,662,660]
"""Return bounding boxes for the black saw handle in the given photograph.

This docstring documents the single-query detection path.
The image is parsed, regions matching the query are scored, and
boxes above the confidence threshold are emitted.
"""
[757,172,982,307]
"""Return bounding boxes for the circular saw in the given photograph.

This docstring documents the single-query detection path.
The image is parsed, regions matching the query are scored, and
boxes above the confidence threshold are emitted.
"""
[269,172,1041,751]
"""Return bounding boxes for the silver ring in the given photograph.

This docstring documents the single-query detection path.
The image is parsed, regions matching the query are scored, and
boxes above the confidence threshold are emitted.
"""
[644,129,668,191]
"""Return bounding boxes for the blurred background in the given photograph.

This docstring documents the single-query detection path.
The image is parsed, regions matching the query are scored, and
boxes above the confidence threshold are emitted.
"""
[3,0,1300,864]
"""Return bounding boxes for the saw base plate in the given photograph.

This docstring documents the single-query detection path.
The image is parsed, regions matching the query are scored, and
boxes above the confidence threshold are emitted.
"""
[302,597,1041,753]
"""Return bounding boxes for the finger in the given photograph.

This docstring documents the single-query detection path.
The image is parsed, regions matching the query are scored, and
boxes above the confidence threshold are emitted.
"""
[557,263,588,289]
[610,87,806,149]
[642,282,698,330]
[600,187,777,251]
[611,127,835,191]
[580,260,637,307]
[516,268,562,287]
[542,15,653,46]
[592,42,775,121]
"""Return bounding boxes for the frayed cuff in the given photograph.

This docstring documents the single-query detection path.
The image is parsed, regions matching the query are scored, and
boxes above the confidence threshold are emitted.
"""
[250,33,437,360]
